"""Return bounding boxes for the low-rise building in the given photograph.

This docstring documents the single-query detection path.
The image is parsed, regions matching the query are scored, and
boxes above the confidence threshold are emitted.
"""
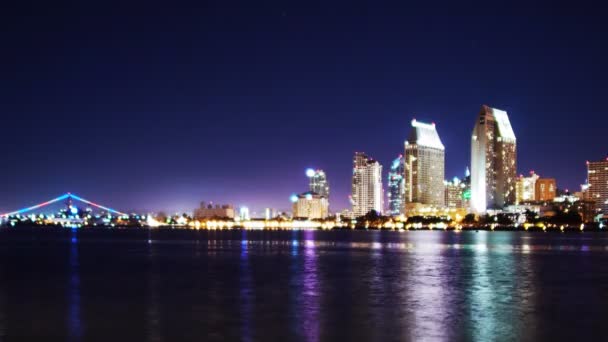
[194,202,235,219]
[444,177,466,209]
[292,192,329,219]
[536,178,557,201]
[516,171,539,204]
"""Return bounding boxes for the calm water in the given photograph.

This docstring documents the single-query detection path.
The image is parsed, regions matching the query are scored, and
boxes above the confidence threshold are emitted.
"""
[1,228,608,341]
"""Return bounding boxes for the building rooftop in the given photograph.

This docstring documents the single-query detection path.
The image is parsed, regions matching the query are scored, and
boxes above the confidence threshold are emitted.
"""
[297,191,326,199]
[491,107,516,142]
[406,119,445,150]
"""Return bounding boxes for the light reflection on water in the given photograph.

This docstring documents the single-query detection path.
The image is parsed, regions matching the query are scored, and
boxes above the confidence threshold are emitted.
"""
[146,239,161,342]
[68,229,82,342]
[0,230,608,341]
[404,231,450,341]
[300,230,320,342]
[240,231,253,342]
[142,237,608,254]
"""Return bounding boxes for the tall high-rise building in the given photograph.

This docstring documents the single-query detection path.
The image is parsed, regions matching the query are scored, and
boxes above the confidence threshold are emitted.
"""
[587,159,608,214]
[307,169,330,198]
[404,119,445,207]
[471,105,517,212]
[387,155,405,215]
[462,167,472,208]
[351,152,384,217]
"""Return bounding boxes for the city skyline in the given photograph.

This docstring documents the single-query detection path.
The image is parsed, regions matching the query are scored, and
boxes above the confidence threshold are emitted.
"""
[0,104,603,214]
[3,3,608,341]
[2,2,608,213]
[0,103,603,215]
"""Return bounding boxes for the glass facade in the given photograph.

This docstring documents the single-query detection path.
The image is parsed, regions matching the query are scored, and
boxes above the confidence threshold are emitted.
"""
[387,155,405,215]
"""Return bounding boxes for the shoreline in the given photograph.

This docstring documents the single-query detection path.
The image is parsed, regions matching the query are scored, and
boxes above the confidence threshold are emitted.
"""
[0,225,604,233]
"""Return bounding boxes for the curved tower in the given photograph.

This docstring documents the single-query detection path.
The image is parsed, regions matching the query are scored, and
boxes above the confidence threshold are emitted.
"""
[471,105,517,212]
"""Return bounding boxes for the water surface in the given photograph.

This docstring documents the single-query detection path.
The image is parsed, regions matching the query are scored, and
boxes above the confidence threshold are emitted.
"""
[0,228,607,341]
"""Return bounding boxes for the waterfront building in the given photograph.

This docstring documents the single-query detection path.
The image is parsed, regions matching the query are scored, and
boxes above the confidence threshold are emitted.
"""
[444,177,466,209]
[471,105,517,212]
[307,169,330,199]
[462,167,472,208]
[194,202,235,219]
[404,119,445,208]
[351,152,384,217]
[340,209,354,220]
[575,183,592,202]
[387,155,405,215]
[536,178,557,201]
[516,171,540,204]
[264,208,276,220]
[292,191,329,219]
[553,195,597,222]
[404,204,467,221]
[587,159,608,214]
[239,207,250,221]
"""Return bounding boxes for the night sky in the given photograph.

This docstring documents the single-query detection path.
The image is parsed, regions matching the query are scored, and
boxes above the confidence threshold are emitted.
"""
[1,1,607,214]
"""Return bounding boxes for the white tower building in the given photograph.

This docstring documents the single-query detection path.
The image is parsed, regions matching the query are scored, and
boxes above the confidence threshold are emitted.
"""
[471,105,517,213]
[351,152,384,217]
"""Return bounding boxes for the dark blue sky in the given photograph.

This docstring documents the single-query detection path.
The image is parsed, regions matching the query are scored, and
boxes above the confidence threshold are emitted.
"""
[1,1,607,214]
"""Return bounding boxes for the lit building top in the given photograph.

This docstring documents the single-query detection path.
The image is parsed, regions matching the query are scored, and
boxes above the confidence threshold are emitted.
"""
[292,191,329,219]
[406,119,445,150]
[493,108,516,142]
[307,168,330,199]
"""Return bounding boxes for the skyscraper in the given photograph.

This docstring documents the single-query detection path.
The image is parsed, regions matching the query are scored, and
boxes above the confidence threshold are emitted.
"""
[462,167,472,208]
[387,155,405,215]
[471,105,517,212]
[587,159,608,214]
[351,152,383,217]
[404,119,445,207]
[307,169,330,198]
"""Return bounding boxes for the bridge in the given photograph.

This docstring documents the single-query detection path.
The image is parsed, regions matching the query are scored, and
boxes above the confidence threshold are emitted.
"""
[0,193,127,218]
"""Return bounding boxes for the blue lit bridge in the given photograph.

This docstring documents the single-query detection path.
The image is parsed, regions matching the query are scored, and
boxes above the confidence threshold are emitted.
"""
[0,193,127,219]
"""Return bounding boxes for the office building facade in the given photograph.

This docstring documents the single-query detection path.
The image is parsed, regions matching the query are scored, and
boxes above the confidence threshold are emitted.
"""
[444,177,466,208]
[404,120,445,207]
[536,178,557,202]
[471,105,517,212]
[587,159,608,214]
[387,155,405,215]
[292,191,329,219]
[307,169,330,199]
[351,152,384,217]
[516,171,539,204]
